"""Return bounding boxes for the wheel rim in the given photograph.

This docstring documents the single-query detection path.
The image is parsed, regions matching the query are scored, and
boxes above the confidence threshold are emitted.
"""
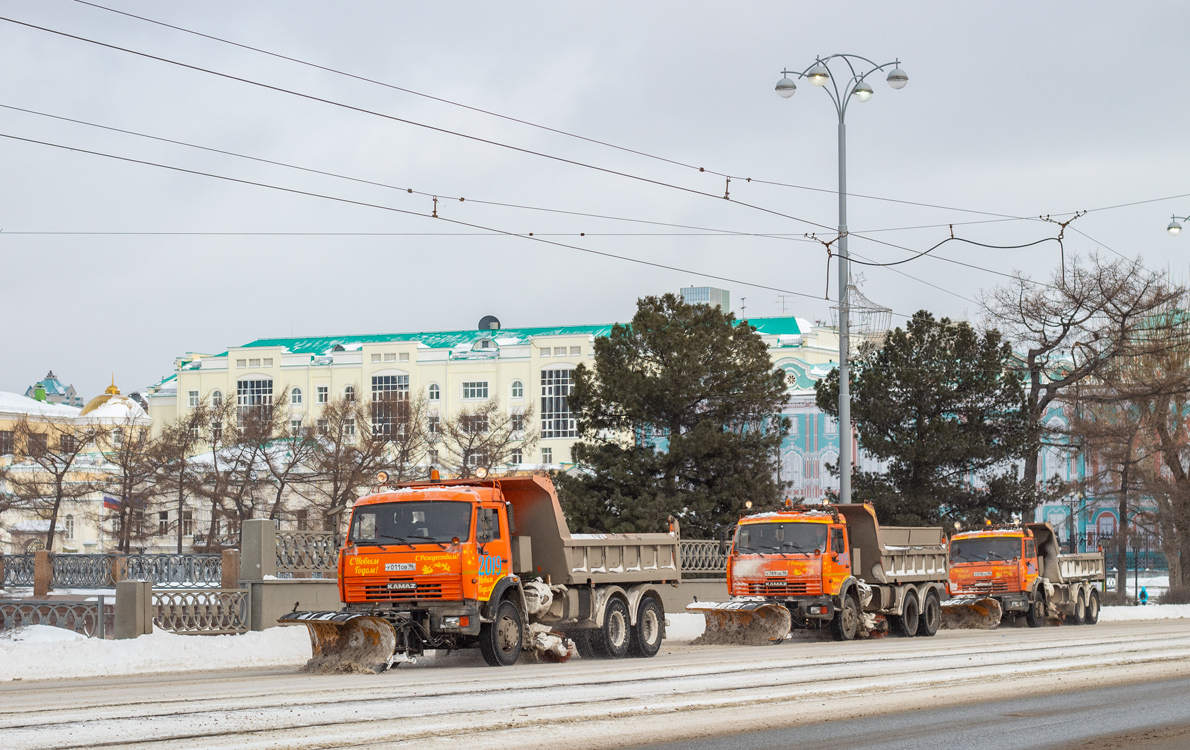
[641,607,660,646]
[608,609,627,649]
[843,601,858,637]
[1076,595,1085,620]
[497,614,520,655]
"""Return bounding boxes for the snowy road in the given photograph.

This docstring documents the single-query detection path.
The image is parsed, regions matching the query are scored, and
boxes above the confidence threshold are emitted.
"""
[3,620,1189,750]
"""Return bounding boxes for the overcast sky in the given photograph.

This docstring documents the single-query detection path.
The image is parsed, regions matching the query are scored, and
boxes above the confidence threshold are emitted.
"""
[2,1,1189,399]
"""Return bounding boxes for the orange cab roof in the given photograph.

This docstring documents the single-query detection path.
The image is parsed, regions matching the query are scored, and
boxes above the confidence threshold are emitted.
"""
[352,485,495,508]
[952,528,1028,540]
[739,509,835,525]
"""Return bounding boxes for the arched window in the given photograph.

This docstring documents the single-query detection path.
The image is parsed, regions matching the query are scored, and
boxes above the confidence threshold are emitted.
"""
[291,388,303,405]
[510,380,524,399]
[343,385,355,402]
[428,383,440,401]
[211,390,223,408]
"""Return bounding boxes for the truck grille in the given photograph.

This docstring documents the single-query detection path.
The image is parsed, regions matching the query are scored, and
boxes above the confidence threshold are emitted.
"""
[742,579,822,596]
[953,580,1011,594]
[346,576,463,602]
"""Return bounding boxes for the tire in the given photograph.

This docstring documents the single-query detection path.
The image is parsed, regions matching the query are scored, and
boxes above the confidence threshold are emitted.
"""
[891,591,920,637]
[628,596,664,658]
[1085,589,1100,625]
[479,599,523,667]
[831,593,860,641]
[917,590,941,637]
[589,597,631,659]
[1025,589,1047,628]
[1067,591,1087,626]
[570,628,597,659]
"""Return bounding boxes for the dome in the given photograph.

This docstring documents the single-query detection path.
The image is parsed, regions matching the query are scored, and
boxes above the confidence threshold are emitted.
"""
[79,378,123,416]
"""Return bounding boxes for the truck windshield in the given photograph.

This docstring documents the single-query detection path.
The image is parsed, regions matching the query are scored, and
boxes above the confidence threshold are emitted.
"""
[951,537,1021,563]
[736,522,827,555]
[350,501,472,545]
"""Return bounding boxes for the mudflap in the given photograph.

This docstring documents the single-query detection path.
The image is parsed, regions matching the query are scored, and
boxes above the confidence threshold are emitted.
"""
[686,601,792,646]
[940,598,1003,630]
[278,611,398,673]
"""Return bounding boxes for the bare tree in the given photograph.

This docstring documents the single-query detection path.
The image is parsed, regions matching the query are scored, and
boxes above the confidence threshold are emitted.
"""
[437,398,537,479]
[982,254,1180,489]
[99,413,159,553]
[304,395,390,532]
[3,416,104,550]
[155,398,218,552]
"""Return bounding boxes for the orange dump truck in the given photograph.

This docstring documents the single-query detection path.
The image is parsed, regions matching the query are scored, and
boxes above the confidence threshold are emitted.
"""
[689,502,949,642]
[281,474,681,669]
[945,522,1105,628]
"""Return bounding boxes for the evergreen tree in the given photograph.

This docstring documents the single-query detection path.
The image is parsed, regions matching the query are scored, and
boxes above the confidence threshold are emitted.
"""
[815,311,1036,527]
[557,294,789,537]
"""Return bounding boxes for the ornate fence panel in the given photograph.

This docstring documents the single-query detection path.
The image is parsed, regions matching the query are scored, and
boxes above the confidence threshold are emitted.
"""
[51,554,117,588]
[126,554,223,588]
[1,554,36,586]
[680,540,727,575]
[153,589,250,635]
[0,597,111,638]
[276,532,341,578]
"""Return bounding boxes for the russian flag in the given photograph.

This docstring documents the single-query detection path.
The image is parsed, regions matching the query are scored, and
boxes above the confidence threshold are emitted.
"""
[103,495,120,510]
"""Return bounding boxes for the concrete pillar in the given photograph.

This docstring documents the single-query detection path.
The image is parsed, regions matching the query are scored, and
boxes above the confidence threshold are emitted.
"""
[114,580,153,639]
[33,550,52,597]
[221,549,241,590]
[240,519,276,582]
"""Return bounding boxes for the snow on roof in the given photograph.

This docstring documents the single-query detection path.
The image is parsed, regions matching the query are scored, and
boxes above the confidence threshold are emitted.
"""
[80,395,150,424]
[0,392,81,419]
[10,520,51,532]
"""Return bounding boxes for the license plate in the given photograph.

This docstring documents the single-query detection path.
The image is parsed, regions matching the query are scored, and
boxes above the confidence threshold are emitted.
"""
[973,572,993,577]
[387,582,416,590]
[764,570,786,577]
[385,563,416,572]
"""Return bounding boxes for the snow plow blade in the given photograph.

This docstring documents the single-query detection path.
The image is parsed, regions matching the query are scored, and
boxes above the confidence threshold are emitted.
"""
[941,598,1003,630]
[278,611,397,672]
[687,601,792,645]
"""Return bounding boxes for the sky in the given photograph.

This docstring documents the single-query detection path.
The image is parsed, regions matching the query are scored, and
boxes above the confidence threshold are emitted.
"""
[2,1,1189,400]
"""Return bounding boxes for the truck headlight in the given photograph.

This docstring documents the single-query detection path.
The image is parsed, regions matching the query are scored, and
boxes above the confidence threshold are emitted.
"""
[442,616,469,628]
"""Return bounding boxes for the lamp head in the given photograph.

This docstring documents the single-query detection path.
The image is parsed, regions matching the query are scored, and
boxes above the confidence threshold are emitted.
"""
[852,80,874,102]
[807,63,830,87]
[775,76,797,98]
[1169,218,1183,236]
[886,67,909,90]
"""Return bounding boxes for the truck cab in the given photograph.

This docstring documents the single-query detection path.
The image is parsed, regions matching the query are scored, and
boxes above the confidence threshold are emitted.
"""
[947,529,1038,614]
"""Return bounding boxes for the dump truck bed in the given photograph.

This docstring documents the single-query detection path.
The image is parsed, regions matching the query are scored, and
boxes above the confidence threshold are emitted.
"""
[836,504,948,584]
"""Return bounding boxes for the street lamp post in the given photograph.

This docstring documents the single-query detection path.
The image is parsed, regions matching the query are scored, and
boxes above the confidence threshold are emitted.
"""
[1167,215,1190,235]
[775,55,907,504]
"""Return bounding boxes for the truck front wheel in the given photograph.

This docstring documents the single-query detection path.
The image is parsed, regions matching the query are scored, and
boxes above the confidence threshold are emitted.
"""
[590,597,631,659]
[628,596,664,658]
[831,593,860,641]
[479,600,524,667]
[1025,590,1047,628]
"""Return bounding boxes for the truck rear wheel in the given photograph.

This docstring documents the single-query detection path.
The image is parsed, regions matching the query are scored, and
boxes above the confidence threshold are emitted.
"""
[1085,589,1100,625]
[831,593,860,641]
[891,592,920,637]
[1067,591,1087,625]
[1025,590,1047,628]
[589,597,631,659]
[917,590,941,637]
[628,596,664,658]
[479,600,523,667]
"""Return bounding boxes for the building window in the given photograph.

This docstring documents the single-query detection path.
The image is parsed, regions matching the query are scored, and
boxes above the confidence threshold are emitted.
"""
[371,353,382,364]
[428,412,440,436]
[570,346,581,356]
[291,388,303,405]
[249,358,261,368]
[182,511,194,537]
[462,381,488,400]
[188,390,199,408]
[64,514,75,540]
[510,380,524,399]
[0,430,13,455]
[428,383,440,401]
[541,447,553,464]
[237,378,273,419]
[510,448,522,465]
[295,509,309,532]
[428,448,439,466]
[158,511,169,536]
[263,358,273,367]
[211,390,223,408]
[541,369,576,438]
[387,353,399,363]
[112,427,124,447]
[399,353,409,362]
[344,418,356,440]
[236,359,246,368]
[372,375,410,436]
[343,385,355,402]
[511,409,525,434]
[59,433,76,453]
[210,420,223,443]
[317,418,328,436]
[317,386,329,404]
[464,449,489,468]
[27,433,48,457]
[553,347,567,356]
[539,347,551,357]
[824,416,838,435]
[290,419,303,436]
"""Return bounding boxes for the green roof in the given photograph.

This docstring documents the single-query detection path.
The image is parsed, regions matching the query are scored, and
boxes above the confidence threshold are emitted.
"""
[233,316,802,356]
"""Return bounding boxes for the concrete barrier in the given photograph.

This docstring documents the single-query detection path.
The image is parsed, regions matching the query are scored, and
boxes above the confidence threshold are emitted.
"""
[245,578,340,632]
[114,580,153,639]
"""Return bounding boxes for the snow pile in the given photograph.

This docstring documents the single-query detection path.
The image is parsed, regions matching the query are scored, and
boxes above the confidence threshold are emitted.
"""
[0,626,311,682]
[1099,604,1190,621]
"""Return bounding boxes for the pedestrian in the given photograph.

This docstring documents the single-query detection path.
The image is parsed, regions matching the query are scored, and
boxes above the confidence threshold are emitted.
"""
[1140,586,1148,606]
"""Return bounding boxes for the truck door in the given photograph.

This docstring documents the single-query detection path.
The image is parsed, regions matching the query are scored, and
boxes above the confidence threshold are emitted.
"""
[476,505,510,601]
[1023,536,1038,591]
[824,525,851,595]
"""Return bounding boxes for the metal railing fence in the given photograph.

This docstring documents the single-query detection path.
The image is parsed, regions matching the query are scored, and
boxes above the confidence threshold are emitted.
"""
[152,589,250,635]
[0,597,112,638]
[679,540,727,575]
[0,554,35,586]
[276,532,341,577]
